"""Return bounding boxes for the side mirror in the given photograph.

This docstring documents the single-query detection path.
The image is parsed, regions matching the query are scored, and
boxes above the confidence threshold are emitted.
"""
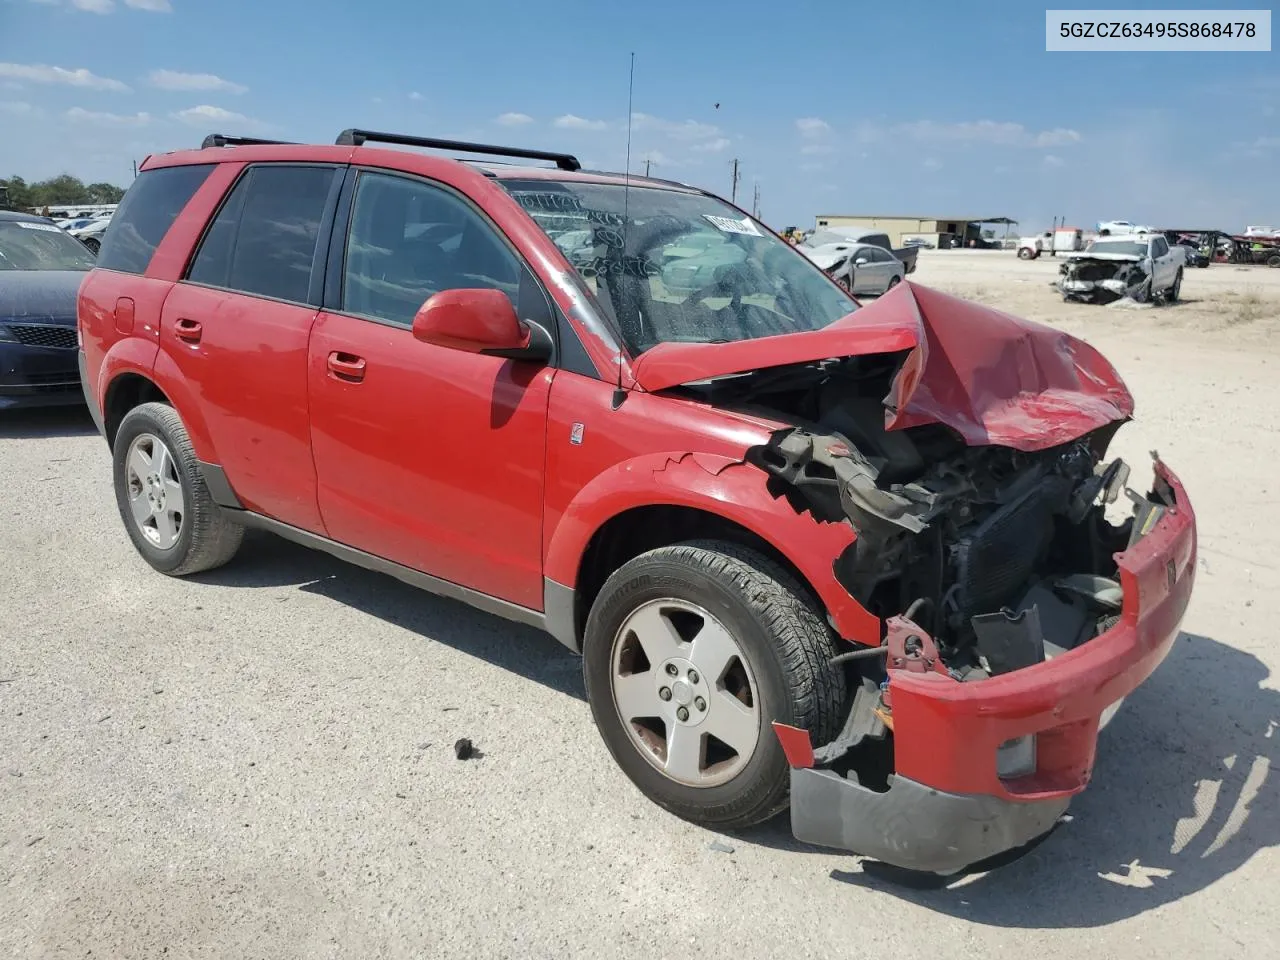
[854,257,869,265]
[411,288,551,361]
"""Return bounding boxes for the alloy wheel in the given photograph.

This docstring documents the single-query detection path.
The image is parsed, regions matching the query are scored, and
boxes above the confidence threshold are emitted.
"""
[610,598,761,787]
[124,433,185,550]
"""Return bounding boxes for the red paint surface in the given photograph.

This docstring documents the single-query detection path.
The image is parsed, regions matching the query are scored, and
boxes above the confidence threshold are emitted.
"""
[773,722,816,769]
[308,311,551,609]
[632,281,1134,452]
[156,283,324,532]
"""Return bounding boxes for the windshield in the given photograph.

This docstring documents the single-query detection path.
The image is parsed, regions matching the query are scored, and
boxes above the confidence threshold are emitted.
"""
[0,220,96,271]
[500,179,857,354]
[1086,240,1148,256]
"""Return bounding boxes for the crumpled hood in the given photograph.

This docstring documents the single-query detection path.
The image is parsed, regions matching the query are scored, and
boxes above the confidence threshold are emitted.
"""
[798,244,851,270]
[630,281,1134,452]
[0,270,86,325]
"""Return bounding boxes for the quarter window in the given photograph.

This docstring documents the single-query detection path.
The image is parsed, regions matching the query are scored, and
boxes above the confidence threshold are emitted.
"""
[341,172,520,326]
[187,165,337,304]
[96,164,214,275]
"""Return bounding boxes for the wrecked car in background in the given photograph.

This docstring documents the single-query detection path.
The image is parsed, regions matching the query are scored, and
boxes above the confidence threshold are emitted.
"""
[80,129,1196,880]
[1059,233,1186,304]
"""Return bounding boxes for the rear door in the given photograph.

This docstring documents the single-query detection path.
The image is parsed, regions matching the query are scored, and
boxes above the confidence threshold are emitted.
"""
[307,168,554,609]
[158,163,343,532]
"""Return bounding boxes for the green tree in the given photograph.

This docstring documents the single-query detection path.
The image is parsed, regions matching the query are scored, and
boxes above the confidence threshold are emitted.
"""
[86,182,126,203]
[1,176,31,209]
[28,174,91,207]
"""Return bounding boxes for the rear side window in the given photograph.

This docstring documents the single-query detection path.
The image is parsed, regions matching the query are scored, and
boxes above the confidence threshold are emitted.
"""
[188,165,337,304]
[96,164,214,275]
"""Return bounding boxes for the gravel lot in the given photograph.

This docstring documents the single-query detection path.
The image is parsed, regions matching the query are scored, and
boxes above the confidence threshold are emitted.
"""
[3,250,1278,959]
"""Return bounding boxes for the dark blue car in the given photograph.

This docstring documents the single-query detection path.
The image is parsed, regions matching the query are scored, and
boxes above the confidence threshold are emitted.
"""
[0,209,96,409]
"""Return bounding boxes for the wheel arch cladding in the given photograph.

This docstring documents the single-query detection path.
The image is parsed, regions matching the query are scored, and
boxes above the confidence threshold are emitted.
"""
[545,451,882,651]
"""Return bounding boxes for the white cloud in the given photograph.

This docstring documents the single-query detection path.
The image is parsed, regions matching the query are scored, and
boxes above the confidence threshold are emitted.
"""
[554,113,607,131]
[409,91,423,101]
[800,143,834,156]
[631,113,720,141]
[0,62,129,92]
[71,0,114,12]
[0,100,34,114]
[1042,154,1066,167]
[693,137,730,153]
[172,104,252,126]
[67,106,151,126]
[795,117,830,138]
[371,96,383,104]
[495,111,534,126]
[799,160,825,172]
[922,157,943,170]
[125,0,172,9]
[148,69,247,94]
[896,119,1083,149]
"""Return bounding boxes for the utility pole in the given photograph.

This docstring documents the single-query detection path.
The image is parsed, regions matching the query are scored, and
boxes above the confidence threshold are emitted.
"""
[752,180,761,219]
[730,158,741,204]
[132,159,138,179]
[643,157,654,177]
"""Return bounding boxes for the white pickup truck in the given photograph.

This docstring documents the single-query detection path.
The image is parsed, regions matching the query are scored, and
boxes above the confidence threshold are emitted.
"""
[1058,234,1186,304]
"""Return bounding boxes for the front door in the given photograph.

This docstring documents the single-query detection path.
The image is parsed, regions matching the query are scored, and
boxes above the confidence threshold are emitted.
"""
[307,169,553,610]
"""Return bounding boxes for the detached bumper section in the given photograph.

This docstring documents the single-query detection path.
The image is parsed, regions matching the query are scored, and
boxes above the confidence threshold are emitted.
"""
[776,461,1196,874]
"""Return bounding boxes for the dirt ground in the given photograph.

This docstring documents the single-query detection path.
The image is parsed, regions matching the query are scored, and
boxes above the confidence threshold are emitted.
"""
[2,250,1279,959]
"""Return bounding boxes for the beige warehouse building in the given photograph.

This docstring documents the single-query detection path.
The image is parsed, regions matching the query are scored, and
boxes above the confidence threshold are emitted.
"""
[813,214,1017,249]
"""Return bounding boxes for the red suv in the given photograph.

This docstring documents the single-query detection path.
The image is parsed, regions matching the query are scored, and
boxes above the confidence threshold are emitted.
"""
[78,129,1196,876]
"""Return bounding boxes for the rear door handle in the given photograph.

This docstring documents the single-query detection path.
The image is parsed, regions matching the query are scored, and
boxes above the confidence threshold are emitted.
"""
[174,317,202,343]
[327,351,367,383]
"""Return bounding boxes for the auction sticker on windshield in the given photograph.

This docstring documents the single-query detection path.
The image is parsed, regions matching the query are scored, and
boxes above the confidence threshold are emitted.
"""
[704,215,763,236]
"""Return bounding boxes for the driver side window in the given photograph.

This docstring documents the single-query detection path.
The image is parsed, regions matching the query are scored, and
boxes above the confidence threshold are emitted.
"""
[341,172,521,327]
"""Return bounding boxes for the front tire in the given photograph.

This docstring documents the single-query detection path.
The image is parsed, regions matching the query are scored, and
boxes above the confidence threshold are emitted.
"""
[583,540,846,830]
[1017,247,1035,260]
[82,237,101,255]
[112,402,243,576]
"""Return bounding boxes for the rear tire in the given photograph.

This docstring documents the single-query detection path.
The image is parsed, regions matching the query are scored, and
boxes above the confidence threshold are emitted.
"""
[82,237,100,255]
[886,275,901,291]
[1017,247,1034,260]
[583,540,846,830]
[1167,269,1182,303]
[112,402,243,576]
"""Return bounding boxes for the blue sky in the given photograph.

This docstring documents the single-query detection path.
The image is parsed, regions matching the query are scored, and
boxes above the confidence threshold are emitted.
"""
[0,0,1276,231]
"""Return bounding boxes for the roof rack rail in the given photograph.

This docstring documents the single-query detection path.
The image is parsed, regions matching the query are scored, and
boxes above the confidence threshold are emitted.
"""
[335,128,581,171]
[201,134,296,149]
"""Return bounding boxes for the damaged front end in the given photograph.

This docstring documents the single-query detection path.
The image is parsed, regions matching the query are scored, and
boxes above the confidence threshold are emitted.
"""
[752,398,1195,873]
[640,283,1195,874]
[1059,256,1150,303]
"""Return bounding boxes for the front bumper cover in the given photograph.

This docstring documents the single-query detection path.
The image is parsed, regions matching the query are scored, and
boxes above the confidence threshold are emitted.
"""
[778,459,1196,874]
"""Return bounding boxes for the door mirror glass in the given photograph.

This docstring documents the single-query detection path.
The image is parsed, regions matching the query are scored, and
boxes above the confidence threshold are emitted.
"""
[854,257,869,265]
[412,288,529,354]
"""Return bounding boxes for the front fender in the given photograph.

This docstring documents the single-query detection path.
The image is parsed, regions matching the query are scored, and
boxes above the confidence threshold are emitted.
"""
[544,450,881,645]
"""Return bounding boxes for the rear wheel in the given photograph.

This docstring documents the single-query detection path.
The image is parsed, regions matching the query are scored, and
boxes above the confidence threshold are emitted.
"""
[1017,247,1035,260]
[82,237,100,255]
[112,402,243,576]
[886,275,901,291]
[583,541,846,829]
[1167,269,1182,302]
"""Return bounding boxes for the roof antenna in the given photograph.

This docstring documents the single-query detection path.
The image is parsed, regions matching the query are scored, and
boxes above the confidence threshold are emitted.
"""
[612,51,635,411]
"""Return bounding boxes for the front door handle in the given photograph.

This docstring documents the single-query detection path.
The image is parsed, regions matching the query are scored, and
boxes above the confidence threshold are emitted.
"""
[174,317,203,343]
[327,351,367,383]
